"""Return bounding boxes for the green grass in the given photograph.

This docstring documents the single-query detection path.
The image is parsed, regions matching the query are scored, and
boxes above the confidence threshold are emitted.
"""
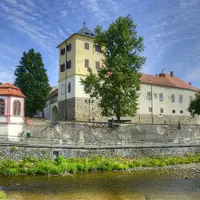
[0,154,200,176]
[0,191,7,200]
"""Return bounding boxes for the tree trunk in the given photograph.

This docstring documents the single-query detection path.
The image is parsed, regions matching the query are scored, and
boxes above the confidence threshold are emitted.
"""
[117,116,120,121]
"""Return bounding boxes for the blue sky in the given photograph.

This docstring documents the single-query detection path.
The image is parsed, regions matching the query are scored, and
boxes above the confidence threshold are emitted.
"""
[0,0,200,88]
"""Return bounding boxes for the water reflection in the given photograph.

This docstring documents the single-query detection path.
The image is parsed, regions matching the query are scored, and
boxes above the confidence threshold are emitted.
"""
[1,170,200,200]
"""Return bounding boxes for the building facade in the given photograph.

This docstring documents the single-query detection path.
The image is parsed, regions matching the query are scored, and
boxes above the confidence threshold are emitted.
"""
[57,26,104,121]
[56,26,198,122]
[43,86,58,121]
[138,72,197,117]
[0,83,25,138]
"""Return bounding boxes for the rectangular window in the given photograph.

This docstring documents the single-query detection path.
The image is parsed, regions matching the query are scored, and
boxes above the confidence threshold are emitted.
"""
[0,99,5,115]
[179,95,183,103]
[147,92,152,100]
[60,64,65,72]
[180,110,183,114]
[66,60,71,69]
[95,45,101,52]
[60,48,65,55]
[171,94,175,103]
[96,61,100,69]
[67,44,72,51]
[85,42,89,50]
[172,110,175,114]
[68,82,71,93]
[159,93,163,102]
[149,107,152,113]
[68,60,71,69]
[61,84,65,95]
[85,59,89,68]
[160,108,164,113]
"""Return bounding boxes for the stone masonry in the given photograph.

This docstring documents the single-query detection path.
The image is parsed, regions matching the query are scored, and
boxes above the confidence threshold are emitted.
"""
[1,145,200,160]
[75,97,105,122]
[58,98,76,121]
[58,98,200,124]
[58,97,105,122]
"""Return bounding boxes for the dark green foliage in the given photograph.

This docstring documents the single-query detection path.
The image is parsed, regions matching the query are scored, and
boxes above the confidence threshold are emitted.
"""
[188,92,200,115]
[14,49,51,117]
[0,154,199,176]
[81,15,146,120]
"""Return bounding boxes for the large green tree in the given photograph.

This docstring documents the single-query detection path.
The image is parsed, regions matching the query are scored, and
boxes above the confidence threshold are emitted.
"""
[188,92,200,116]
[81,15,146,120]
[14,49,51,117]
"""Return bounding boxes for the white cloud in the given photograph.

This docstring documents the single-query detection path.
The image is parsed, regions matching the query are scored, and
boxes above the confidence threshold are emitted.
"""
[25,0,35,8]
[0,71,15,84]
[4,0,18,5]
[61,10,68,17]
[180,0,200,9]
[184,67,200,82]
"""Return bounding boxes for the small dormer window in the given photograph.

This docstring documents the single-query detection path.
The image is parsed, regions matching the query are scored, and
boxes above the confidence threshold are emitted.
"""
[90,33,94,36]
[85,32,89,35]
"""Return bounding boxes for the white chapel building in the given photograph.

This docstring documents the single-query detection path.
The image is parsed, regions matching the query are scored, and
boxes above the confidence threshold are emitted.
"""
[0,83,25,138]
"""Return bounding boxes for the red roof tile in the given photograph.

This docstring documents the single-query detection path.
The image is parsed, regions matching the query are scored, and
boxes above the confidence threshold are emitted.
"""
[0,83,25,98]
[140,73,197,91]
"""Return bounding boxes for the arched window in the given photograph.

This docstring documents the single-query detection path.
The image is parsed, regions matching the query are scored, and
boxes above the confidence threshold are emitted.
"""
[0,99,5,115]
[13,100,21,116]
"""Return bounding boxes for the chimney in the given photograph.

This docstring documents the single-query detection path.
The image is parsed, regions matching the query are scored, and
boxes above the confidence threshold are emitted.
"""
[170,71,174,77]
[159,73,166,77]
[189,82,192,85]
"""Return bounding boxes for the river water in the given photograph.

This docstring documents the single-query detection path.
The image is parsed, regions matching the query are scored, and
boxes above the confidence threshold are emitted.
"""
[1,167,200,200]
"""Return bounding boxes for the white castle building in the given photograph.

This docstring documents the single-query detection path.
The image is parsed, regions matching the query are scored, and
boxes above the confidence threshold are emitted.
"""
[44,26,198,122]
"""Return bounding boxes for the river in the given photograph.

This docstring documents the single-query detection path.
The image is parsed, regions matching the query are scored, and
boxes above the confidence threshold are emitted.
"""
[1,165,200,200]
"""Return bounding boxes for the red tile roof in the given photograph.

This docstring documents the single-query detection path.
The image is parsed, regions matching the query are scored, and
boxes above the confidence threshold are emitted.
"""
[140,73,197,91]
[0,83,25,98]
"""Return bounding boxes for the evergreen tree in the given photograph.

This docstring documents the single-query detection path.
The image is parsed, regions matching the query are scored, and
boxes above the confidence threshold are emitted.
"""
[14,49,51,117]
[81,15,146,120]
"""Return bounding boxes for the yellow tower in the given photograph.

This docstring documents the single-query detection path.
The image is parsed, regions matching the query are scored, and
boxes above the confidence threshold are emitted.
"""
[57,24,104,121]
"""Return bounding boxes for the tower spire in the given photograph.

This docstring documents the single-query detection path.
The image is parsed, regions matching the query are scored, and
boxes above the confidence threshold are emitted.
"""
[83,19,86,27]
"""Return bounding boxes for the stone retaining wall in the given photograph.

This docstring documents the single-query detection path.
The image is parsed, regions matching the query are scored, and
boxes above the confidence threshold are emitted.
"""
[22,119,200,146]
[1,144,200,160]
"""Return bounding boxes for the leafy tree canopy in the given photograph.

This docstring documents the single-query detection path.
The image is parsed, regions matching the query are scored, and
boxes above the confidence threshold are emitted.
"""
[14,48,51,117]
[81,15,146,120]
[188,92,200,116]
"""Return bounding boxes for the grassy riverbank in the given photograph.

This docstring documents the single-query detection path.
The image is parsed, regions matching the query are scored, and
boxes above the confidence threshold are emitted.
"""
[0,154,200,176]
[0,191,7,200]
